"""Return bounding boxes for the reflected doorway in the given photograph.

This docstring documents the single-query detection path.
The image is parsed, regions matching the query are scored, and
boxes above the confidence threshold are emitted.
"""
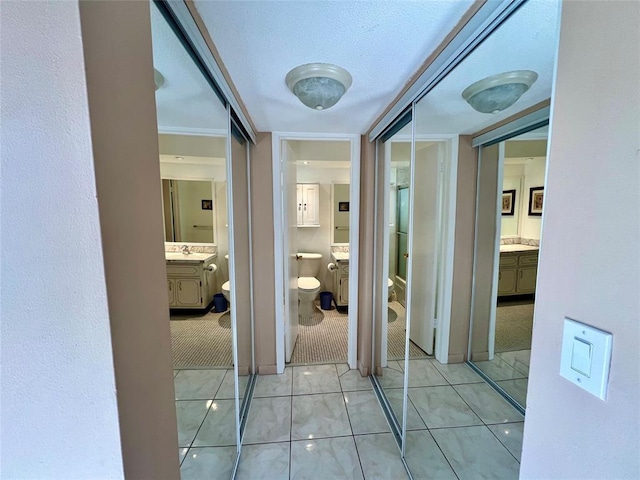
[469,125,549,409]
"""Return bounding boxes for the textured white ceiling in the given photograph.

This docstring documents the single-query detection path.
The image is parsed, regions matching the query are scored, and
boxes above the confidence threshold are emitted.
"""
[413,0,560,135]
[193,0,474,134]
[150,2,228,133]
[153,1,559,138]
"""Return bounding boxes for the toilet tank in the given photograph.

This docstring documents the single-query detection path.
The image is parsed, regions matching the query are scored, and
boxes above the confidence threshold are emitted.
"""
[298,252,322,277]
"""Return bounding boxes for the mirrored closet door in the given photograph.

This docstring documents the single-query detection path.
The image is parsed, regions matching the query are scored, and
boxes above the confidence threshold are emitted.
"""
[373,116,414,441]
[150,2,255,477]
[371,0,560,477]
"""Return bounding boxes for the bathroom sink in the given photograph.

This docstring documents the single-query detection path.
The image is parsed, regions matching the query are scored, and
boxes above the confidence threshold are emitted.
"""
[165,252,216,263]
[331,252,349,262]
[499,244,539,253]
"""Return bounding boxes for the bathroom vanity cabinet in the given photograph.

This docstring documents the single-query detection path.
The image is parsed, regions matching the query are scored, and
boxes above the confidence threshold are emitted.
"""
[498,248,538,296]
[331,253,349,307]
[297,184,320,226]
[166,254,216,309]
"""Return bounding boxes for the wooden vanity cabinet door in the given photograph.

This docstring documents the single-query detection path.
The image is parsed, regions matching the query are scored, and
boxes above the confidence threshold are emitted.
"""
[176,278,201,306]
[498,268,517,295]
[168,279,176,307]
[517,266,538,294]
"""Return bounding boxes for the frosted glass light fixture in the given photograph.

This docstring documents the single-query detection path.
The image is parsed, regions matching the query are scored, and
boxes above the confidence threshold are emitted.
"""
[286,63,352,110]
[462,70,538,114]
[154,69,165,91]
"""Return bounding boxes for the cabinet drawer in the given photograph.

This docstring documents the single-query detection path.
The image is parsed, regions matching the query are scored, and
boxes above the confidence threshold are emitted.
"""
[166,264,201,276]
[339,263,349,275]
[499,253,518,266]
[518,253,539,266]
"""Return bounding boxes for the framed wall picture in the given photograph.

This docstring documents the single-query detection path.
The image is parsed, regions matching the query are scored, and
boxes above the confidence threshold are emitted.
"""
[502,189,516,216]
[201,199,213,210]
[528,186,544,216]
[338,201,350,212]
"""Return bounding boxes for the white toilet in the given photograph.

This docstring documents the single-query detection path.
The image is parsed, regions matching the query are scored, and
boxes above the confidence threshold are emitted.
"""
[388,278,394,300]
[221,254,231,305]
[298,252,322,317]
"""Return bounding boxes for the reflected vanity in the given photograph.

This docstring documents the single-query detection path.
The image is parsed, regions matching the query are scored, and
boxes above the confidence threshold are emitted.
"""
[150,2,255,478]
[370,0,559,477]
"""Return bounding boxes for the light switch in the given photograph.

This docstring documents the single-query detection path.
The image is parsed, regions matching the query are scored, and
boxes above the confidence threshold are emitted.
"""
[560,318,613,400]
[570,337,592,376]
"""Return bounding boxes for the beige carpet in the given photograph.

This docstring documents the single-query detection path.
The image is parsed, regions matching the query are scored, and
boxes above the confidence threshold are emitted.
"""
[170,310,233,368]
[290,303,348,364]
[387,301,430,360]
[495,300,534,353]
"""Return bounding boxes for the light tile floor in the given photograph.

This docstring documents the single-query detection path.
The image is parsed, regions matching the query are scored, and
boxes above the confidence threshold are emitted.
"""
[473,349,531,407]
[173,367,242,480]
[232,361,524,480]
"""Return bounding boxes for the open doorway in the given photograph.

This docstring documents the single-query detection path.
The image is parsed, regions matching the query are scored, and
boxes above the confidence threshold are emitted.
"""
[469,125,549,409]
[272,134,360,371]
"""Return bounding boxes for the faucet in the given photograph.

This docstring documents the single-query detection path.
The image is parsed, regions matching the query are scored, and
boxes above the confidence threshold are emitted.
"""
[181,244,190,255]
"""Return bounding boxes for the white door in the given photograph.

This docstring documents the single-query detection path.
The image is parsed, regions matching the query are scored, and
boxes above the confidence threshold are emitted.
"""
[407,142,442,355]
[283,141,299,362]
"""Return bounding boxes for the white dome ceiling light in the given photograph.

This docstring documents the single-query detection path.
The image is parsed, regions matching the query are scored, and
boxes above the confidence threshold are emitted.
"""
[462,70,538,114]
[286,63,352,111]
[154,68,165,91]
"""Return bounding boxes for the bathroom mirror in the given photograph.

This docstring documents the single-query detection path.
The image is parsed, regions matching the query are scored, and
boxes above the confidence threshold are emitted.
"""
[332,183,350,244]
[161,179,215,243]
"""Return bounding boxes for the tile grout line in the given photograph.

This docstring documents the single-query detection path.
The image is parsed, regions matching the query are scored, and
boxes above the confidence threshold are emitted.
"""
[338,366,368,480]
[424,429,461,480]
[288,381,293,480]
[436,370,522,467]
[179,368,234,464]
[406,359,520,475]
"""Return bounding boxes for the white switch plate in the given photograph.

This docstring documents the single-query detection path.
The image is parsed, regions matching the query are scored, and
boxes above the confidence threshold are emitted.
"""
[560,317,612,400]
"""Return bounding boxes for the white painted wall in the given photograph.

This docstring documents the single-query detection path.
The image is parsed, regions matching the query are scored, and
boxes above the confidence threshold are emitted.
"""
[297,165,350,291]
[0,2,124,477]
[501,157,546,240]
[500,176,522,236]
[520,156,546,240]
[520,1,640,478]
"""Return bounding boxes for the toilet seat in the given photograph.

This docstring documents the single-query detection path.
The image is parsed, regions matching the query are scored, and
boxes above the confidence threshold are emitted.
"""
[222,281,230,293]
[298,277,320,292]
[387,278,393,288]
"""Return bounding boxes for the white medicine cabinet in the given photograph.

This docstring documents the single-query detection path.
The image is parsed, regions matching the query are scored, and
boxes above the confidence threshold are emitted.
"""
[297,183,320,226]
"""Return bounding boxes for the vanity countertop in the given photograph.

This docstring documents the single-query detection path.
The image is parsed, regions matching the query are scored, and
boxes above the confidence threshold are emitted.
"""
[331,252,349,262]
[499,244,539,253]
[165,252,216,263]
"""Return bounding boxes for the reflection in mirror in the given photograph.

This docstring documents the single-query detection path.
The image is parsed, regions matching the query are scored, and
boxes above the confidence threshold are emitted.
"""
[373,121,413,439]
[470,127,548,409]
[161,179,215,243]
[150,2,238,476]
[398,1,559,478]
[332,183,350,244]
[229,124,254,418]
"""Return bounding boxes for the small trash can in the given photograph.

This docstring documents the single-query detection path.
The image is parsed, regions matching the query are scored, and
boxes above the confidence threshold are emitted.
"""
[213,293,227,312]
[320,291,333,310]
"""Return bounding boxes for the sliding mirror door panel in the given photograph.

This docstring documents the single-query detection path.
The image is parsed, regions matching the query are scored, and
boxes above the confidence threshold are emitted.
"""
[150,2,239,477]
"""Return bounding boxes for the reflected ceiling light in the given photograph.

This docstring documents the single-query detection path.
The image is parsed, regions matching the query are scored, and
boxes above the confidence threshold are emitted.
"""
[154,68,165,91]
[286,63,352,111]
[462,70,538,114]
